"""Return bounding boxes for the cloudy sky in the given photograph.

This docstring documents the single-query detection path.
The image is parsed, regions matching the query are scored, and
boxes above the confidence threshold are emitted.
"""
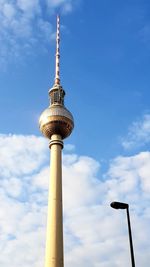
[1,0,150,266]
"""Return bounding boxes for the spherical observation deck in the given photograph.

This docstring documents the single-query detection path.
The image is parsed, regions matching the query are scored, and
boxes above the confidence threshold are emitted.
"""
[39,104,74,140]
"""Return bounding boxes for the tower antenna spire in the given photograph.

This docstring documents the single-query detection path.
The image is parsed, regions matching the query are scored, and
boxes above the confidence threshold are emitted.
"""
[55,15,60,85]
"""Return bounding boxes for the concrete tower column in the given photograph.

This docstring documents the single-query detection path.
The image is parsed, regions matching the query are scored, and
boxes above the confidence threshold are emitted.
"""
[45,134,64,267]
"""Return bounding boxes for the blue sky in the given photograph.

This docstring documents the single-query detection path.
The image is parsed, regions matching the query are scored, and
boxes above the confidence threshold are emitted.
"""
[1,0,150,266]
[1,0,150,161]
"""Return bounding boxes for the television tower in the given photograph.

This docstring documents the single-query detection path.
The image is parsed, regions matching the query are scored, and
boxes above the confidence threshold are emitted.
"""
[39,15,74,267]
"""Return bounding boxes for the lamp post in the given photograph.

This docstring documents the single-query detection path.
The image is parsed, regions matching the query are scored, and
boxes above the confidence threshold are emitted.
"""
[110,201,135,267]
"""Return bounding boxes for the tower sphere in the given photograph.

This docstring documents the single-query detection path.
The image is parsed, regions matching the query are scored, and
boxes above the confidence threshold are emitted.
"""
[39,104,74,140]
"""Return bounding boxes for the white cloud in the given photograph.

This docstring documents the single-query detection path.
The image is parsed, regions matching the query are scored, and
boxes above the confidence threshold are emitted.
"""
[0,133,150,266]
[0,134,48,177]
[2,177,22,198]
[47,0,75,14]
[64,143,75,152]
[47,0,67,7]
[122,113,150,150]
[47,0,72,8]
[17,0,40,13]
[2,3,16,20]
[0,0,77,66]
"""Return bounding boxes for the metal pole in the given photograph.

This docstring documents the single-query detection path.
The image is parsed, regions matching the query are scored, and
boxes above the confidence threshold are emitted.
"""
[126,207,135,267]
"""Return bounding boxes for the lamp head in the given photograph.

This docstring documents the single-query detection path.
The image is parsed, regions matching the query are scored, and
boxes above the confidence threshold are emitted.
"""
[110,201,129,210]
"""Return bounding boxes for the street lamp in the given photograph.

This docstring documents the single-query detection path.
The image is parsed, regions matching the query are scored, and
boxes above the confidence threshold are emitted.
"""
[110,201,135,267]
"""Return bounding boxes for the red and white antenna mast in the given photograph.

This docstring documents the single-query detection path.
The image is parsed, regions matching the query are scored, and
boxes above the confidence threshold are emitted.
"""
[55,15,60,85]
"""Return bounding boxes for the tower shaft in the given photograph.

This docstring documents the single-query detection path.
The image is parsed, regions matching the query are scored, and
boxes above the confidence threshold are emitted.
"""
[45,134,64,267]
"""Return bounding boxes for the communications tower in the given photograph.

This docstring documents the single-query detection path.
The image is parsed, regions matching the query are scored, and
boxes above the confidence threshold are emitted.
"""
[39,15,74,267]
